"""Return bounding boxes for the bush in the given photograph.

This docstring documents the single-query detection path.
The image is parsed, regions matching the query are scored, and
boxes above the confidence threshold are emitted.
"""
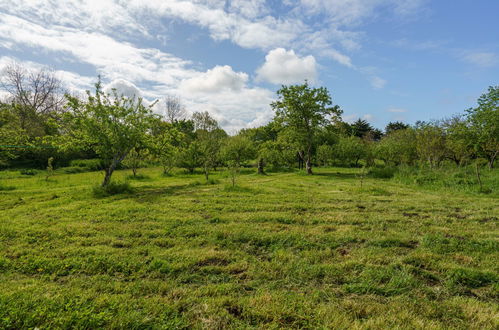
[61,166,86,174]
[70,159,105,171]
[19,169,37,176]
[368,166,397,179]
[92,181,134,197]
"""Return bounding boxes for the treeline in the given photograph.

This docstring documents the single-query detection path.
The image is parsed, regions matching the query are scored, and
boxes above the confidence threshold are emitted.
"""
[0,63,497,187]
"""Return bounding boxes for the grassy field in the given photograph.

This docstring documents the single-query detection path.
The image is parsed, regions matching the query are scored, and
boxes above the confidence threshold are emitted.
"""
[0,167,498,329]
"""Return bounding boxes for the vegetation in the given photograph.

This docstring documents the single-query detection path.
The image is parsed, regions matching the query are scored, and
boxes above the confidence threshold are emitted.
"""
[0,63,497,328]
[0,167,497,328]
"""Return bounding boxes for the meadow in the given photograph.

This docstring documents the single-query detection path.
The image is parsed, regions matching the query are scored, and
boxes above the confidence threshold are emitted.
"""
[0,167,498,329]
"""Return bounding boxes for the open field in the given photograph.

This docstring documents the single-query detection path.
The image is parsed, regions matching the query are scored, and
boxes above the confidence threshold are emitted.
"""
[0,167,498,329]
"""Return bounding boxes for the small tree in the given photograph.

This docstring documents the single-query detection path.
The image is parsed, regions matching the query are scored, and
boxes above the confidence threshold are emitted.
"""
[45,157,54,181]
[415,122,446,168]
[221,136,256,186]
[316,144,334,167]
[271,81,342,174]
[151,121,183,175]
[65,79,156,187]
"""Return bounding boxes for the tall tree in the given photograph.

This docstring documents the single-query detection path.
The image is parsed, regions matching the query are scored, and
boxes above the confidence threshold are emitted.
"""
[64,79,157,186]
[271,82,342,174]
[162,95,186,123]
[385,121,409,135]
[0,62,65,132]
[466,86,498,168]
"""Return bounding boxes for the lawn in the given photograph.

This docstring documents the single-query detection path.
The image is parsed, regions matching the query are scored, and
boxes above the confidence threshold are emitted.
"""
[0,167,498,329]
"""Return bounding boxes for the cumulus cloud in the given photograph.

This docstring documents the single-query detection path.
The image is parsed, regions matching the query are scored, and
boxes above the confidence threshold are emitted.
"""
[461,52,498,68]
[104,79,143,99]
[180,65,248,93]
[256,48,317,85]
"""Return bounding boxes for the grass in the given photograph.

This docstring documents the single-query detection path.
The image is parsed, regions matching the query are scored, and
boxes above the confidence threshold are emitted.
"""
[0,166,497,328]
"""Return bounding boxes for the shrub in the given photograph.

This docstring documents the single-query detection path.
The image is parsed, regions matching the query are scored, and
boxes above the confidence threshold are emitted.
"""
[368,166,397,179]
[20,169,37,176]
[92,181,134,197]
[70,159,105,171]
[61,166,86,174]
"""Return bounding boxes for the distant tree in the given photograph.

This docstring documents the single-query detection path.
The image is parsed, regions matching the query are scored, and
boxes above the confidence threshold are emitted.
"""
[177,141,202,174]
[0,103,27,167]
[466,86,498,168]
[64,78,157,187]
[442,115,473,166]
[385,121,409,135]
[334,136,367,166]
[162,95,186,123]
[415,122,446,168]
[192,111,226,180]
[0,62,65,133]
[151,121,183,175]
[316,144,334,166]
[351,119,372,138]
[221,135,256,185]
[376,128,417,165]
[272,81,342,174]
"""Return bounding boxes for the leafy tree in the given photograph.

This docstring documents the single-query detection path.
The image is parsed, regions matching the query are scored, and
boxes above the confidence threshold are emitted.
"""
[442,116,473,166]
[415,122,446,168]
[151,121,183,175]
[271,81,341,174]
[221,135,256,186]
[333,136,367,166]
[466,86,498,168]
[64,79,157,187]
[316,144,334,166]
[375,128,417,165]
[351,119,373,138]
[0,103,28,167]
[192,111,227,181]
[177,141,202,174]
[258,139,296,170]
[385,121,409,135]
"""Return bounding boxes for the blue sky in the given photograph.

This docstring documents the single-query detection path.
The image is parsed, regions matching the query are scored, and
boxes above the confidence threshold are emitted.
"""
[0,0,497,132]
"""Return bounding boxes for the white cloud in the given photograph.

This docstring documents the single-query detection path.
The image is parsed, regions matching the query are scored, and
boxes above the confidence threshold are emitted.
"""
[461,52,498,68]
[387,108,408,113]
[256,48,317,85]
[104,79,142,99]
[370,76,387,89]
[180,65,248,93]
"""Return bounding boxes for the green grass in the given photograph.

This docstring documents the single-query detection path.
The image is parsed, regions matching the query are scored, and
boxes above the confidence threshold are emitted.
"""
[0,167,498,329]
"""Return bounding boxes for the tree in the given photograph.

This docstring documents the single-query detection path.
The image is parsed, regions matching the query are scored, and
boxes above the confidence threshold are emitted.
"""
[415,122,446,168]
[334,136,367,166]
[0,62,65,133]
[316,144,334,166]
[0,103,28,167]
[351,119,373,138]
[271,82,342,174]
[192,111,226,181]
[442,116,473,166]
[466,86,498,169]
[375,128,417,165]
[162,95,186,123]
[64,79,157,187]
[151,121,183,175]
[221,135,256,186]
[385,121,409,135]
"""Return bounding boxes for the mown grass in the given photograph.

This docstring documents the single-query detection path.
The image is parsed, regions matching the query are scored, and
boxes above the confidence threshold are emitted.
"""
[0,166,498,329]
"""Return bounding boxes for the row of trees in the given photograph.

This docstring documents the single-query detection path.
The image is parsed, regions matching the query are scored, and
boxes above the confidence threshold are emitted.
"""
[0,63,497,187]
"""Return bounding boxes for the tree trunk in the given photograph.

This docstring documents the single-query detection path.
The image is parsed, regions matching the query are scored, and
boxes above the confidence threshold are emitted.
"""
[204,168,209,181]
[488,151,497,169]
[306,147,313,175]
[257,157,265,175]
[101,153,127,187]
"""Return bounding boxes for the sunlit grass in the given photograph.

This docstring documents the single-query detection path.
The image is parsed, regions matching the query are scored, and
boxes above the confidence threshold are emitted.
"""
[0,166,497,328]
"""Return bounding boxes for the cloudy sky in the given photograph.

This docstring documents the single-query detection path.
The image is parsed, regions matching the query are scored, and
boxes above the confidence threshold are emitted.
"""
[1,0,498,132]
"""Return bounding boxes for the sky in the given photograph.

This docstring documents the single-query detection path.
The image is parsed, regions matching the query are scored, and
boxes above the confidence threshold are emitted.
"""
[0,0,498,133]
